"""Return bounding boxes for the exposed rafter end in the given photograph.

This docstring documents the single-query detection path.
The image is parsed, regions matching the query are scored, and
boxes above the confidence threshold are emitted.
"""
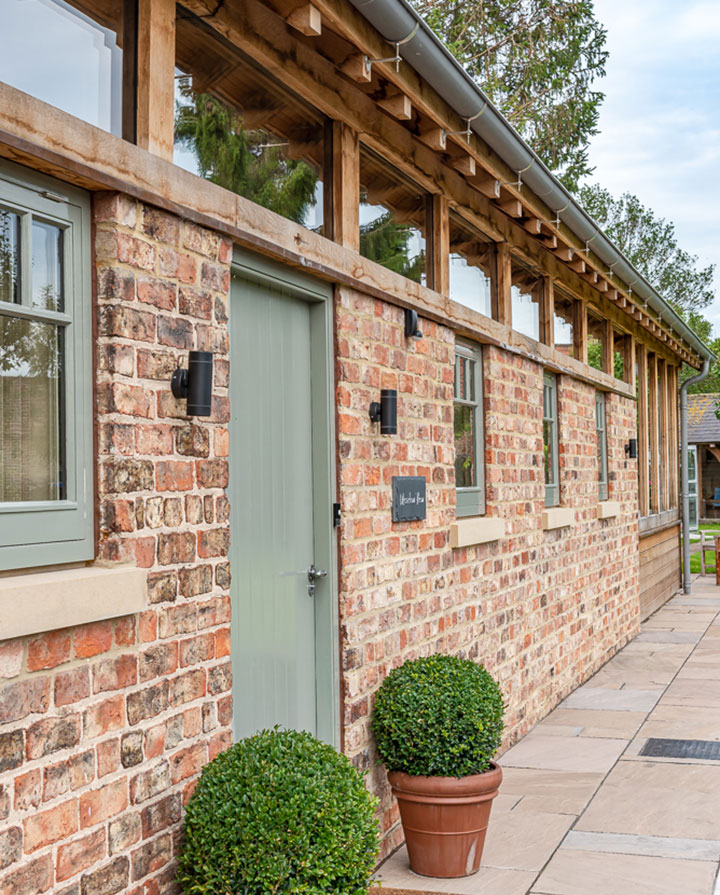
[499,198,522,218]
[569,257,586,274]
[286,3,322,35]
[419,126,446,152]
[522,217,542,235]
[473,174,500,199]
[554,246,573,262]
[378,93,412,120]
[341,53,371,82]
[451,155,476,177]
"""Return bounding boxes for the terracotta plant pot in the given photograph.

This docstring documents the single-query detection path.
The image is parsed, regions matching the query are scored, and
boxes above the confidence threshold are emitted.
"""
[388,763,502,878]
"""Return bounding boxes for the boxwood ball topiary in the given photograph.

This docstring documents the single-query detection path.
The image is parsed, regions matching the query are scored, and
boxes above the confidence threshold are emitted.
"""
[372,654,504,778]
[178,728,379,895]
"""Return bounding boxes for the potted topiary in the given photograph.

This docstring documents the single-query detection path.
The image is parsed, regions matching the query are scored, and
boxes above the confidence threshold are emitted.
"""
[372,654,504,879]
[178,728,379,894]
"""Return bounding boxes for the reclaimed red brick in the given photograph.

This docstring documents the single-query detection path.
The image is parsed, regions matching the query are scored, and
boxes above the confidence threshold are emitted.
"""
[177,565,212,598]
[155,461,194,492]
[140,794,181,839]
[129,761,171,805]
[157,315,193,349]
[93,655,138,693]
[24,799,78,852]
[42,751,94,802]
[180,633,215,667]
[80,779,128,829]
[0,731,24,773]
[0,852,53,895]
[0,641,23,679]
[0,678,50,724]
[108,813,141,855]
[195,459,228,488]
[135,351,178,384]
[157,532,195,566]
[169,669,206,707]
[77,856,129,895]
[26,715,81,761]
[27,631,71,672]
[169,742,207,784]
[197,528,229,558]
[137,278,177,311]
[83,695,126,740]
[0,827,21,872]
[130,833,171,883]
[138,643,178,683]
[126,681,169,726]
[178,286,211,319]
[98,305,155,342]
[56,828,107,882]
[74,622,114,659]
[114,617,136,647]
[97,382,153,419]
[96,739,121,778]
[14,770,41,811]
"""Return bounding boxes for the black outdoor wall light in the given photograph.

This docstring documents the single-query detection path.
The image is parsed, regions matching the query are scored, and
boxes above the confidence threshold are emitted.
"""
[171,351,214,417]
[625,438,638,459]
[404,308,423,340]
[369,388,398,435]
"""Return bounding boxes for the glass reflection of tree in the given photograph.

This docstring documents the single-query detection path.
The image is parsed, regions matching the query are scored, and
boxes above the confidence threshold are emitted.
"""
[0,314,60,379]
[359,210,425,284]
[174,84,318,226]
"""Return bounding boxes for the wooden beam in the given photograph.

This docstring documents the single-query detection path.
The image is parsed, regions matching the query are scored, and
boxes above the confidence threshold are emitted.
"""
[575,299,588,365]
[496,243,512,326]
[451,155,476,177]
[378,93,412,121]
[419,126,446,151]
[428,194,449,297]
[569,257,586,274]
[602,318,613,376]
[328,121,359,250]
[341,53,371,82]
[658,358,668,511]
[542,276,554,348]
[637,344,649,517]
[523,217,542,236]
[136,0,175,160]
[473,175,500,199]
[648,352,659,514]
[286,3,322,35]
[499,199,523,218]
[668,364,678,509]
[624,335,636,392]
[555,245,574,262]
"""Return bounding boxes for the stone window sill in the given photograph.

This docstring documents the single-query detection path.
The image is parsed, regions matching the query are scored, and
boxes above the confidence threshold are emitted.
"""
[542,507,575,530]
[0,564,147,640]
[598,501,620,520]
[450,517,505,548]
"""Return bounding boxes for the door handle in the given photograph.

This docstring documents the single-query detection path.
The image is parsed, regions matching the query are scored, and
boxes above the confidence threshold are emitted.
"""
[307,564,328,598]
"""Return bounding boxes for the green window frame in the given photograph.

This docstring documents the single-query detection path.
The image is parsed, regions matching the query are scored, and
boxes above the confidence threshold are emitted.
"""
[543,371,559,507]
[454,341,485,517]
[0,160,93,570]
[596,391,609,501]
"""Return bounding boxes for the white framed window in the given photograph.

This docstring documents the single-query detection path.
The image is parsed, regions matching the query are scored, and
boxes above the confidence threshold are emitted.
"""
[454,341,485,517]
[596,391,609,501]
[0,161,93,570]
[543,372,559,507]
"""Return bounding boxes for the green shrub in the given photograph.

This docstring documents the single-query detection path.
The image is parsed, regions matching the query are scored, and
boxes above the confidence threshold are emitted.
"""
[178,728,379,895]
[372,654,504,778]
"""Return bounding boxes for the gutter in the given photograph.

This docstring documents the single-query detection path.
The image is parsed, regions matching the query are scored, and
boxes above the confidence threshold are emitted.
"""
[680,360,710,593]
[348,0,715,366]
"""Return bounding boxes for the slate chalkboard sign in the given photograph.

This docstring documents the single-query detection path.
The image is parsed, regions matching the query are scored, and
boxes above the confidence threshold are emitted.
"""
[392,476,427,522]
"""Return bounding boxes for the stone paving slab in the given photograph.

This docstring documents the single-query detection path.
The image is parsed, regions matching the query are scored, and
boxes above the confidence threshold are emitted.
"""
[561,830,720,862]
[535,708,647,739]
[530,849,717,895]
[559,687,661,712]
[500,734,628,773]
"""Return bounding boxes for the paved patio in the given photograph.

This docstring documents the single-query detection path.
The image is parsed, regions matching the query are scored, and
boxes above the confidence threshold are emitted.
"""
[376,576,720,895]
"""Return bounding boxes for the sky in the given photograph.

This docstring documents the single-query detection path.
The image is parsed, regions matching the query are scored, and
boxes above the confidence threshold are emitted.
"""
[587,0,720,335]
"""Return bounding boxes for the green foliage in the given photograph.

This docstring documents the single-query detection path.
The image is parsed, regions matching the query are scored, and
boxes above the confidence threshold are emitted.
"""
[577,184,715,320]
[411,0,608,190]
[372,654,504,778]
[578,184,718,392]
[178,729,379,895]
[175,86,318,227]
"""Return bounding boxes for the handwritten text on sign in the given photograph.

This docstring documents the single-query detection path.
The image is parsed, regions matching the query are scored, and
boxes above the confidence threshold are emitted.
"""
[392,476,427,522]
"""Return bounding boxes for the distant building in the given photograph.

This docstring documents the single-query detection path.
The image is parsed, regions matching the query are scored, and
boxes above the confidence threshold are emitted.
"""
[687,394,720,525]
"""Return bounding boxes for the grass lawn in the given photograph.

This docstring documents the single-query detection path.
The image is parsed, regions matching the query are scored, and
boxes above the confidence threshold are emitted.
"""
[688,524,720,574]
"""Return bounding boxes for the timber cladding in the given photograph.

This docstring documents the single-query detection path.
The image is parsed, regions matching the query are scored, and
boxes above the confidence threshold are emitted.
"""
[335,287,641,858]
[639,523,681,620]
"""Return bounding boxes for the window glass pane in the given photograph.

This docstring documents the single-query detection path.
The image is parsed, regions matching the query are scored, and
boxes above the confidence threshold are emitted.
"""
[0,0,123,135]
[543,418,554,486]
[448,215,493,317]
[543,374,558,505]
[0,210,20,304]
[32,221,64,311]
[511,260,542,340]
[553,289,575,357]
[0,316,65,501]
[174,10,325,232]
[359,149,426,284]
[454,403,476,488]
[587,311,605,371]
[596,393,608,500]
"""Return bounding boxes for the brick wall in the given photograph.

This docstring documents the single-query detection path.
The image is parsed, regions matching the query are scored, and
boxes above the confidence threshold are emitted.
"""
[0,194,233,895]
[335,288,641,856]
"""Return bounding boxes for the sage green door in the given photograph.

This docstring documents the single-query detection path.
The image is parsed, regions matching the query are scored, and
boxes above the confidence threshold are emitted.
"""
[229,252,337,744]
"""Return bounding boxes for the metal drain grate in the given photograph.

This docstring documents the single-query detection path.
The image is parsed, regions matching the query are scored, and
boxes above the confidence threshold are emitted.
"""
[640,738,720,761]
